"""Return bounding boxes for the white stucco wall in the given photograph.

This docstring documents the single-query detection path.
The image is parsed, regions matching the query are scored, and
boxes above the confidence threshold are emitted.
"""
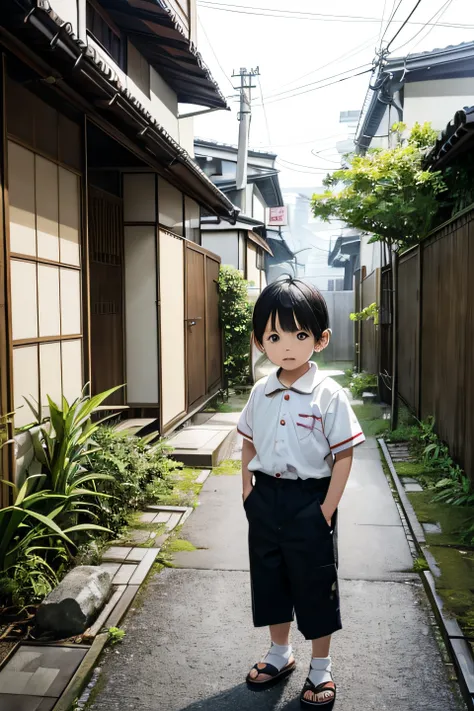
[253,191,266,223]
[201,232,239,268]
[51,0,79,35]
[86,37,180,143]
[178,116,195,156]
[404,78,474,132]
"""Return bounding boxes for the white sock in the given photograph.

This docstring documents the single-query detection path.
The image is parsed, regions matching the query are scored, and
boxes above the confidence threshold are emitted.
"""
[263,642,293,671]
[308,656,332,688]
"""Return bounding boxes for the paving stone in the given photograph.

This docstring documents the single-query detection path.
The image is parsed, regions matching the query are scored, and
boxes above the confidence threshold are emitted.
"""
[85,586,126,638]
[165,512,183,532]
[125,530,152,545]
[0,695,56,710]
[0,645,86,698]
[422,522,442,534]
[128,549,160,586]
[405,482,424,492]
[195,469,211,484]
[401,477,419,485]
[113,564,137,585]
[105,587,140,629]
[139,512,156,524]
[152,512,171,524]
[98,563,120,578]
[102,547,132,563]
[145,505,187,513]
[125,548,148,563]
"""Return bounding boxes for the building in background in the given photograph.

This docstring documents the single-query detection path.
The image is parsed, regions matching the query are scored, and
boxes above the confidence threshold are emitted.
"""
[355,41,474,274]
[0,0,236,500]
[195,139,283,298]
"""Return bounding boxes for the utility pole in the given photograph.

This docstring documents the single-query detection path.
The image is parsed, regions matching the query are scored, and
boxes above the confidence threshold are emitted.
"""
[232,66,259,214]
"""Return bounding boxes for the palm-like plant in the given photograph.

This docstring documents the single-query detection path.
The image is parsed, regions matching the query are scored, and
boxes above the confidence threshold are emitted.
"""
[28,386,124,525]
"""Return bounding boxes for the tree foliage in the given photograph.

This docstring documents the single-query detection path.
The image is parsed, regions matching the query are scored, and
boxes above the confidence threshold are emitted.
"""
[311,122,446,250]
[218,265,253,385]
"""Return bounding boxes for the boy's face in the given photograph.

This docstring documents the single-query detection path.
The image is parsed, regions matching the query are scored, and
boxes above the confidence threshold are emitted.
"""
[259,314,328,371]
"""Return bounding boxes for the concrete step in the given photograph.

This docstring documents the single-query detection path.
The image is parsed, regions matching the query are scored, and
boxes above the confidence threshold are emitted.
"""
[167,413,239,468]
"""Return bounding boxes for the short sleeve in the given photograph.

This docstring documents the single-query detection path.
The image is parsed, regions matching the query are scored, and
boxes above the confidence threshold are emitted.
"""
[324,389,365,454]
[237,389,255,442]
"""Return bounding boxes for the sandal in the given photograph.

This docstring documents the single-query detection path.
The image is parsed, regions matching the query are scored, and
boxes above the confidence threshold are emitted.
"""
[300,677,336,708]
[246,658,296,691]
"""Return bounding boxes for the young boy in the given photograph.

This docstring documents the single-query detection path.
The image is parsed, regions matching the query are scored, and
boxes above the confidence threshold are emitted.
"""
[238,277,365,709]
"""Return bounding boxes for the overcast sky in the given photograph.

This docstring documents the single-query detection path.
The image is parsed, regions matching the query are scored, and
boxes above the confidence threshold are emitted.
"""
[194,0,474,189]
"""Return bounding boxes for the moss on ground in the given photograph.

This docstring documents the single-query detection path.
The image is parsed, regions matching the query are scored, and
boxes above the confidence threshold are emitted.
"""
[205,390,250,413]
[166,538,197,553]
[212,459,241,476]
[408,491,474,547]
[157,467,203,508]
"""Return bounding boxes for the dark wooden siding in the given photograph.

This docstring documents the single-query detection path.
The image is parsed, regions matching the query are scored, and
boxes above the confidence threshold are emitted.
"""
[397,248,419,413]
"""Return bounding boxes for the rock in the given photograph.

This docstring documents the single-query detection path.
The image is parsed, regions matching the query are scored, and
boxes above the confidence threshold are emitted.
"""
[37,566,112,636]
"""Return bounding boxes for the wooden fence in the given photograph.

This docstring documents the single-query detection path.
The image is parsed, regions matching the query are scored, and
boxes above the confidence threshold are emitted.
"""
[387,208,474,482]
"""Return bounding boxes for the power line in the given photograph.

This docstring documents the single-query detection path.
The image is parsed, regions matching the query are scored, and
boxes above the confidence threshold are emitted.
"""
[197,17,234,91]
[380,0,404,43]
[260,68,374,106]
[386,0,425,50]
[277,157,339,172]
[392,0,455,55]
[274,34,379,95]
[378,0,390,44]
[263,62,373,101]
[198,1,474,29]
[311,149,342,165]
[257,75,272,147]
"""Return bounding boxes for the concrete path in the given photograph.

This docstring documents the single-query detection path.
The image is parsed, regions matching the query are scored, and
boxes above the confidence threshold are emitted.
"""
[89,438,465,711]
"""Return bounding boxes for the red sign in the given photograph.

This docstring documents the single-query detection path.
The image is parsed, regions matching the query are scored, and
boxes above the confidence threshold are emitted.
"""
[267,206,288,226]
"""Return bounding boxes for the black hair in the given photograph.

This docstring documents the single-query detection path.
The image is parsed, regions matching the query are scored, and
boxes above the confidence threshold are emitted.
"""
[252,277,329,347]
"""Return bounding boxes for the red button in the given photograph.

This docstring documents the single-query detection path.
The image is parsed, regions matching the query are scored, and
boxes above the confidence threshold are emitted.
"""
[280,419,286,426]
[275,473,281,478]
[284,393,290,401]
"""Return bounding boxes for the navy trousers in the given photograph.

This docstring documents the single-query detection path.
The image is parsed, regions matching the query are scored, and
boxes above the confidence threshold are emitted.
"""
[244,472,341,640]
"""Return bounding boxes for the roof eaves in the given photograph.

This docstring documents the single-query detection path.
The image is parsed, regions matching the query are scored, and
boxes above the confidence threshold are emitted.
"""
[14,0,237,221]
[425,106,474,169]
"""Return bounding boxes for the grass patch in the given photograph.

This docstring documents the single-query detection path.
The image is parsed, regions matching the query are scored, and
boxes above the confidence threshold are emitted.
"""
[408,491,474,548]
[395,461,426,478]
[212,459,241,476]
[413,557,429,572]
[352,403,390,438]
[166,538,197,553]
[205,390,250,414]
[157,467,203,508]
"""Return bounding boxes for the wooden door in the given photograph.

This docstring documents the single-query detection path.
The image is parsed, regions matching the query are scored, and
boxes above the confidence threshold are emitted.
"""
[186,244,206,408]
[89,186,124,405]
[206,255,222,391]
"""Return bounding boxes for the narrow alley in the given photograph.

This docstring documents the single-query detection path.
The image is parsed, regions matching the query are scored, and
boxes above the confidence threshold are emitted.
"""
[88,436,463,711]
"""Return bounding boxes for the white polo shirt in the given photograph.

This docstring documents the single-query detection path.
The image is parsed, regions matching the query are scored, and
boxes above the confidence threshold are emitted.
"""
[238,362,365,480]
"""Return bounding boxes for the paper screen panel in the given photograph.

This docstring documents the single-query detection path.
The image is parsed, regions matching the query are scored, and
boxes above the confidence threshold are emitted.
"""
[38,264,60,337]
[61,339,83,404]
[9,142,36,256]
[11,259,38,341]
[59,167,80,266]
[36,156,59,261]
[13,345,39,428]
[159,231,185,426]
[124,226,159,403]
[40,342,62,417]
[60,267,81,335]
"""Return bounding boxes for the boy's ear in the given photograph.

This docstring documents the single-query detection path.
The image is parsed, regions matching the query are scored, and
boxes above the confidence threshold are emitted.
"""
[314,329,331,353]
[251,332,265,353]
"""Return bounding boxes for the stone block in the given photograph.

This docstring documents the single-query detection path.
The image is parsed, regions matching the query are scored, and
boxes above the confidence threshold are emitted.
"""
[36,566,112,636]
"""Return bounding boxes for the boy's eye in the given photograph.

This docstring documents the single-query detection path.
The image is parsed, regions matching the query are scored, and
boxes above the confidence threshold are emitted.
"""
[268,334,279,343]
[297,332,309,340]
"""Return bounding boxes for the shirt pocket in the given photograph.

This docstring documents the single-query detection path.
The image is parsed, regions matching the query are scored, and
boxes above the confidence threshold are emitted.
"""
[294,412,324,442]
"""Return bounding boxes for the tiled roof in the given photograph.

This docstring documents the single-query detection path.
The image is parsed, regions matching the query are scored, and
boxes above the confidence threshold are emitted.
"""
[425,106,474,168]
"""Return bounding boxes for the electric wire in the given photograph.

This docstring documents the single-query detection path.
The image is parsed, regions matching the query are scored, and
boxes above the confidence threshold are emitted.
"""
[386,0,425,50]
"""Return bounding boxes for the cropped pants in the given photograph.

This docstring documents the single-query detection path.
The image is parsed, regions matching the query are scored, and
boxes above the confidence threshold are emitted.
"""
[244,472,341,640]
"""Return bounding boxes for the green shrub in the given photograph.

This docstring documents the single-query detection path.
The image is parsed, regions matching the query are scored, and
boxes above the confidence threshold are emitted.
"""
[218,265,253,385]
[349,372,377,399]
[85,427,177,533]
